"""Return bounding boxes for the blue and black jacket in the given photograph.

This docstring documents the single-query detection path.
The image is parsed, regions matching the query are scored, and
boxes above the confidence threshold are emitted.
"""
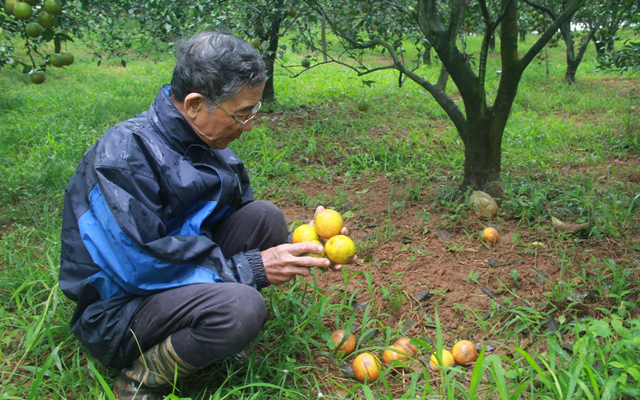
[59,85,268,368]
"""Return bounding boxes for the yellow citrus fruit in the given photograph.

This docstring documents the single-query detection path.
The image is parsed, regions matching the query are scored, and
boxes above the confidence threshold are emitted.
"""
[330,329,356,356]
[382,344,408,364]
[452,340,478,365]
[324,234,355,264]
[314,209,343,239]
[482,227,499,243]
[301,239,325,258]
[394,337,417,357]
[292,224,320,244]
[352,352,381,382]
[429,349,455,372]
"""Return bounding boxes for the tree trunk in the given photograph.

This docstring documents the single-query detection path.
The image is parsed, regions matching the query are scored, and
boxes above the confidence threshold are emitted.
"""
[461,113,502,192]
[261,17,283,103]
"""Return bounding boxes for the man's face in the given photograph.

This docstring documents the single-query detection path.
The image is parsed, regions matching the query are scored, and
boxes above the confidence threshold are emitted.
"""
[190,84,264,149]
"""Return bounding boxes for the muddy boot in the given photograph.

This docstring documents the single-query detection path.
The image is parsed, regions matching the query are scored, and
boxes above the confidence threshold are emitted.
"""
[113,335,198,400]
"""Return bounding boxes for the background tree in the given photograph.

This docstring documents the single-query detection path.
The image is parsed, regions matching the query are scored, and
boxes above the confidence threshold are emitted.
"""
[1,0,74,84]
[306,0,583,196]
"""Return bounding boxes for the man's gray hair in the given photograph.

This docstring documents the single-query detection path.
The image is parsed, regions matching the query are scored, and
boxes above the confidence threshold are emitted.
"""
[171,31,266,105]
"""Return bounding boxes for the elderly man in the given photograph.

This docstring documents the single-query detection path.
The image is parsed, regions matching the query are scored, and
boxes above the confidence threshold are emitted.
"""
[59,31,341,399]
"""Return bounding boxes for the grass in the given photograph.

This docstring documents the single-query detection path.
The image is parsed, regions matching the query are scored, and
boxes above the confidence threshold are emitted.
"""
[1,29,639,399]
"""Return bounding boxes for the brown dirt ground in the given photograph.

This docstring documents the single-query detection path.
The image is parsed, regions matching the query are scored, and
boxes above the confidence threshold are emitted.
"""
[262,161,636,389]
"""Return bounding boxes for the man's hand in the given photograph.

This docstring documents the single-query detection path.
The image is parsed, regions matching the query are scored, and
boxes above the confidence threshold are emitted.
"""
[261,241,331,285]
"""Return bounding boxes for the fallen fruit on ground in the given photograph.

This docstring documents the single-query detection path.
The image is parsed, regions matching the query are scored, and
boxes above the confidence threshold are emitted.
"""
[382,344,408,364]
[452,340,478,365]
[330,329,356,356]
[314,209,344,239]
[482,227,499,243]
[292,224,320,244]
[393,337,417,357]
[301,239,325,258]
[324,234,355,265]
[352,352,381,382]
[429,349,454,372]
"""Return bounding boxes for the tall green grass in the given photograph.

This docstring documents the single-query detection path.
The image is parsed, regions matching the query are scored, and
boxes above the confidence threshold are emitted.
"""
[1,31,639,399]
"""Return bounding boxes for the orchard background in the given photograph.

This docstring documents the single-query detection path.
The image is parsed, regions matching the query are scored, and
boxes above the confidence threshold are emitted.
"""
[1,0,639,399]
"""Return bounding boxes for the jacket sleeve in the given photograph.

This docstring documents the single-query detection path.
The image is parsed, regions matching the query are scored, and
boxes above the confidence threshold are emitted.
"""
[77,164,269,300]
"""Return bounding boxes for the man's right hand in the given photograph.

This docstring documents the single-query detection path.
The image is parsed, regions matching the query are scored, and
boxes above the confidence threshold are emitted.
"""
[261,242,331,285]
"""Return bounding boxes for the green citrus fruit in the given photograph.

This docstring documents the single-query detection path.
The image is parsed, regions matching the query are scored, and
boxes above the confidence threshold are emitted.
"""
[301,58,311,68]
[25,22,43,38]
[43,0,62,15]
[30,71,45,84]
[50,53,66,67]
[286,8,298,17]
[37,11,56,29]
[61,51,74,65]
[5,0,17,14]
[250,37,261,50]
[12,2,33,20]
[357,99,370,112]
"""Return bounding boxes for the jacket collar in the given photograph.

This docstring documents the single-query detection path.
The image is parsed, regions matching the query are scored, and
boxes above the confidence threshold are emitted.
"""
[146,85,207,154]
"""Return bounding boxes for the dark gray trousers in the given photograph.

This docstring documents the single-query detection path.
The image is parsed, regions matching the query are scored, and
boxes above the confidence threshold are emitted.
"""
[117,200,288,368]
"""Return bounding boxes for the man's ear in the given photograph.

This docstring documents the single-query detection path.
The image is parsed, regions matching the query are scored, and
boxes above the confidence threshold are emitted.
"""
[183,93,207,119]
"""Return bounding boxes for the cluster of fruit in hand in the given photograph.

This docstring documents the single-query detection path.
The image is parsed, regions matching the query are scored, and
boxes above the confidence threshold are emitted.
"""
[292,209,356,265]
[331,330,479,382]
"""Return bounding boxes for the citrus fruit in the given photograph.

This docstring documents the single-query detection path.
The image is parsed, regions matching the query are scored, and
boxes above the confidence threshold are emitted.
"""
[314,209,343,239]
[30,71,45,84]
[38,11,56,29]
[429,349,455,372]
[357,99,370,112]
[330,329,356,356]
[301,239,325,258]
[394,337,417,357]
[250,37,260,49]
[5,0,17,14]
[12,2,33,20]
[352,352,381,382]
[452,340,478,365]
[43,0,62,15]
[301,58,311,68]
[61,51,74,66]
[25,22,43,38]
[292,224,320,244]
[482,227,499,243]
[286,8,298,17]
[324,235,355,265]
[382,344,408,364]
[50,53,66,67]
